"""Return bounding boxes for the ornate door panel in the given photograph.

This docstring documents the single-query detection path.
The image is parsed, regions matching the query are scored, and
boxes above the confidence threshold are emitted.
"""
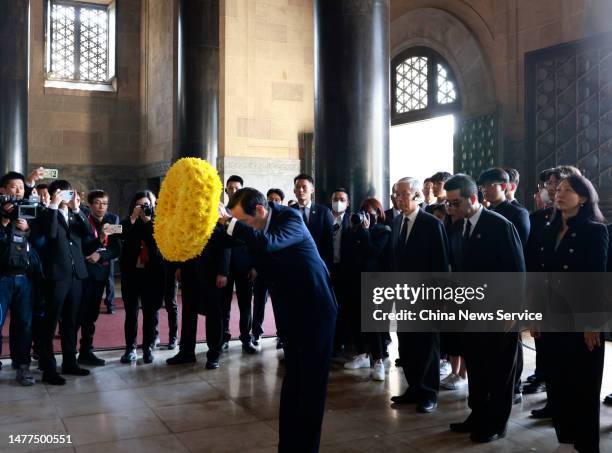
[526,33,612,218]
[454,110,502,179]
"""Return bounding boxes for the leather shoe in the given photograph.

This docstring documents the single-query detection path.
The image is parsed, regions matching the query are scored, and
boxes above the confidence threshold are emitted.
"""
[221,342,229,351]
[242,342,258,354]
[513,393,523,405]
[143,348,154,364]
[276,338,284,350]
[252,336,260,346]
[78,352,106,366]
[391,391,418,405]
[166,351,196,365]
[120,349,137,363]
[526,373,541,383]
[522,381,546,394]
[416,401,437,413]
[205,359,220,370]
[167,339,177,350]
[42,372,66,385]
[604,394,612,406]
[61,366,90,376]
[450,419,474,433]
[470,431,506,443]
[530,405,552,419]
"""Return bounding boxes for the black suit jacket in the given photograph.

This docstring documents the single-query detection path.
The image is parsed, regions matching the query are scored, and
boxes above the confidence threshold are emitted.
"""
[293,202,334,267]
[491,200,531,247]
[451,208,525,272]
[41,208,94,281]
[227,203,337,336]
[525,207,554,271]
[84,213,121,282]
[119,217,164,279]
[391,209,450,273]
[384,208,399,228]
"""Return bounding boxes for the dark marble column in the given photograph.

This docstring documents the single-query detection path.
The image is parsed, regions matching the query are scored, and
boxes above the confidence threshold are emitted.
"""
[314,0,390,206]
[0,0,29,176]
[176,0,219,165]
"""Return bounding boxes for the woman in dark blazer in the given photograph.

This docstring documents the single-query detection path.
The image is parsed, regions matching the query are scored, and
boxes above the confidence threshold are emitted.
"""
[532,175,608,453]
[342,197,391,381]
[119,190,165,364]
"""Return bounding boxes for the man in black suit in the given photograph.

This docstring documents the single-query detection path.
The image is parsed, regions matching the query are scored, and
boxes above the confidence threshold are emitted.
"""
[425,171,452,214]
[445,174,525,443]
[384,183,400,228]
[503,167,524,209]
[389,177,450,414]
[222,175,258,353]
[330,188,351,355]
[167,226,230,369]
[293,173,334,268]
[77,190,121,366]
[39,180,94,385]
[218,188,337,453]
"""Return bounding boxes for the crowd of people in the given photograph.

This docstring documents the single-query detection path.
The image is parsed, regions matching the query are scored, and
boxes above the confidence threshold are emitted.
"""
[0,163,610,452]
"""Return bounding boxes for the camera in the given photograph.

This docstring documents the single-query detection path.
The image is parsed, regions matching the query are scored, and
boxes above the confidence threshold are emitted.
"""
[350,211,367,226]
[139,204,153,217]
[0,195,42,221]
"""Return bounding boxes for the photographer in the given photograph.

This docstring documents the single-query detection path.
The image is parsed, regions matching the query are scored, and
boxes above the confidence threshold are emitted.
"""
[119,190,164,364]
[0,172,35,385]
[77,190,121,366]
[342,197,392,382]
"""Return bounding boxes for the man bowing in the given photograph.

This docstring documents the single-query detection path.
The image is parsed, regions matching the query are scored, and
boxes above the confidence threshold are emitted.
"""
[218,188,337,453]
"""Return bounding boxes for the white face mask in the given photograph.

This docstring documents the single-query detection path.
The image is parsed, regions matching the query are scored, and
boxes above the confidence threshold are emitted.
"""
[332,201,347,214]
[539,188,550,205]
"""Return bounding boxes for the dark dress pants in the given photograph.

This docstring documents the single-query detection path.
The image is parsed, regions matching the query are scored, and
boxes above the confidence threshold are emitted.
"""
[543,332,604,453]
[252,278,281,338]
[39,276,82,373]
[122,269,163,350]
[78,277,106,353]
[161,265,179,343]
[222,273,253,344]
[397,332,440,404]
[462,332,518,435]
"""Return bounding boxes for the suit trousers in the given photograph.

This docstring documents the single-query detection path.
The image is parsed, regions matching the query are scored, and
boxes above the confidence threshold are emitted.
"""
[278,316,335,453]
[160,265,178,343]
[78,278,106,353]
[121,269,163,351]
[462,332,518,435]
[397,332,440,403]
[252,279,280,338]
[222,273,253,344]
[178,265,223,361]
[543,332,604,453]
[39,277,82,373]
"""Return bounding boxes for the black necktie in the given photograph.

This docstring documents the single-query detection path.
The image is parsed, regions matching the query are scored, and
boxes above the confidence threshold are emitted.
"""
[400,216,409,245]
[301,207,308,225]
[462,219,472,252]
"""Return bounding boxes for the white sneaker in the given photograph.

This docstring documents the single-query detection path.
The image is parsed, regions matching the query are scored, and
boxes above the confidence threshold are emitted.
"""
[371,362,385,381]
[440,373,468,390]
[439,359,452,377]
[344,354,370,370]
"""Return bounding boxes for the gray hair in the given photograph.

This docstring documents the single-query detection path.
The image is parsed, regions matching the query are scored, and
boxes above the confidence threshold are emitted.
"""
[394,177,424,203]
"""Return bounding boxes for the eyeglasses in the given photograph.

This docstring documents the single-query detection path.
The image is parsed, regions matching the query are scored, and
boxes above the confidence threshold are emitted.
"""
[92,200,108,206]
[478,182,502,191]
[444,200,463,208]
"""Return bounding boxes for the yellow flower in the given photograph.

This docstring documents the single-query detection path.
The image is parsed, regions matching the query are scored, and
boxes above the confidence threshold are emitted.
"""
[154,157,223,261]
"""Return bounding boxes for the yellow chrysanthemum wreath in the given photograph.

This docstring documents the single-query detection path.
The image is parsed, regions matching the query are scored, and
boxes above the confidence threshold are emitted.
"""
[154,157,223,262]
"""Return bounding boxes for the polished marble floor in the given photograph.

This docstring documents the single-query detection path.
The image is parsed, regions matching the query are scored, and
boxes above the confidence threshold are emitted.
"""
[0,336,611,452]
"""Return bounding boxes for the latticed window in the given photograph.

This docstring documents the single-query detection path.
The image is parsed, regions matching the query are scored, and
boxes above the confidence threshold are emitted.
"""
[46,0,115,85]
[392,47,460,124]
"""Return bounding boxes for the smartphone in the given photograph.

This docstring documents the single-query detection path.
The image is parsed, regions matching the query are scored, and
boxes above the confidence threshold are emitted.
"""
[59,190,74,203]
[42,168,59,179]
[103,224,123,235]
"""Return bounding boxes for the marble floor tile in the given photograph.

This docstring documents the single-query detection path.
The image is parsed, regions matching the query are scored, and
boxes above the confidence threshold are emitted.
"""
[175,421,278,453]
[135,380,225,408]
[74,434,189,453]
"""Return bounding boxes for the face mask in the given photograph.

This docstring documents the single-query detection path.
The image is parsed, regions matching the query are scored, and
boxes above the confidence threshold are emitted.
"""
[539,188,550,205]
[332,201,347,214]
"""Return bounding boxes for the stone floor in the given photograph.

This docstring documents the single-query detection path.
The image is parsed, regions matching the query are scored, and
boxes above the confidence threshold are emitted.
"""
[0,336,611,452]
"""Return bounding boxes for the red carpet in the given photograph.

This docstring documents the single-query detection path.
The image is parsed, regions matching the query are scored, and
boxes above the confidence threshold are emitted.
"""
[1,293,277,355]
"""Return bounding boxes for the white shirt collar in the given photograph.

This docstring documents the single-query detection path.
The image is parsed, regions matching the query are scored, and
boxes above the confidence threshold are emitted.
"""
[402,208,420,223]
[464,204,483,235]
[263,209,273,234]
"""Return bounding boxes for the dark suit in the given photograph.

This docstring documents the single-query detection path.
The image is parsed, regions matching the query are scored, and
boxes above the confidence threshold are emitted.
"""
[392,209,450,405]
[492,200,530,247]
[79,213,121,354]
[39,207,94,374]
[224,203,337,453]
[293,202,334,268]
[330,212,351,351]
[451,207,525,437]
[384,207,398,228]
[178,227,230,360]
[535,211,608,453]
[510,199,524,209]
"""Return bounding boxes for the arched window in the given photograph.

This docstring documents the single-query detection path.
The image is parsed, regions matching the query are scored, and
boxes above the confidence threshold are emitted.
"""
[391,47,461,125]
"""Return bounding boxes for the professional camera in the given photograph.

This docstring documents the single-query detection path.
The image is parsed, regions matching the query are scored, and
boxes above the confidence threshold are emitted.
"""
[141,204,153,217]
[350,211,367,226]
[0,195,42,221]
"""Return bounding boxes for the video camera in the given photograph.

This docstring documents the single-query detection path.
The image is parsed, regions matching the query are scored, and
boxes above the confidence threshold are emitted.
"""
[0,195,42,221]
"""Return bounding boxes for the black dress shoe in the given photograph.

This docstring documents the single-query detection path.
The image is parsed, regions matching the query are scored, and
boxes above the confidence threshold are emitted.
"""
[252,336,260,346]
[416,401,437,413]
[143,348,154,364]
[61,366,90,376]
[276,338,284,350]
[42,372,66,385]
[106,306,115,314]
[205,359,220,369]
[450,419,474,433]
[167,339,177,350]
[470,431,506,443]
[526,373,540,383]
[242,342,258,354]
[391,391,418,405]
[166,351,196,365]
[120,349,137,363]
[221,342,229,351]
[513,393,523,405]
[522,381,546,394]
[604,394,612,406]
[395,358,402,368]
[78,352,106,366]
[530,405,552,419]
